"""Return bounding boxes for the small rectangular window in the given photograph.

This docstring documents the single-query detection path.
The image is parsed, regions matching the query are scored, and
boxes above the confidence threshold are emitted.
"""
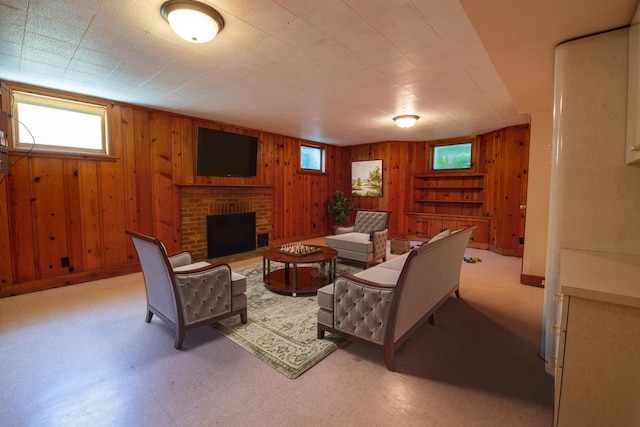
[300,144,325,172]
[12,91,108,155]
[432,142,472,170]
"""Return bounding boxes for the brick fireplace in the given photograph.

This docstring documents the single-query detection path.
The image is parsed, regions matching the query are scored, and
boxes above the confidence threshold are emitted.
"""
[178,185,272,260]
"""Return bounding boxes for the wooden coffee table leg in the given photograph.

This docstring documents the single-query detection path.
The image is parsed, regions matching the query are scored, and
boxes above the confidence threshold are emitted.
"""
[284,262,290,285]
[293,263,298,294]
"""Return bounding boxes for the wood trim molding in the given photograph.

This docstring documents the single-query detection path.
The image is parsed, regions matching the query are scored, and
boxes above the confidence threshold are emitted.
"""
[520,274,545,288]
[0,264,141,298]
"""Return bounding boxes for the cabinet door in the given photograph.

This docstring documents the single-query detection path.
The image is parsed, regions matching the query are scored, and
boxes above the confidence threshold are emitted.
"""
[557,297,640,426]
[406,216,427,240]
[427,218,445,239]
[461,219,490,249]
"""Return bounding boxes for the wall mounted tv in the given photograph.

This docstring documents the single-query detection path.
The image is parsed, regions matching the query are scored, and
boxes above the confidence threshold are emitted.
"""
[196,127,258,177]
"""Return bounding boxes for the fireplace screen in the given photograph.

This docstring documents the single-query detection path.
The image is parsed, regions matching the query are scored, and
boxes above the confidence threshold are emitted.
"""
[207,212,256,258]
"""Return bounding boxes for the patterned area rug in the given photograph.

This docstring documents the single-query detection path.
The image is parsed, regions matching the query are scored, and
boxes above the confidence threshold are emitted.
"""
[214,261,361,379]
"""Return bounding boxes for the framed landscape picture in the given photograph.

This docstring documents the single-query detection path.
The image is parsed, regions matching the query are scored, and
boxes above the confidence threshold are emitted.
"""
[351,160,383,197]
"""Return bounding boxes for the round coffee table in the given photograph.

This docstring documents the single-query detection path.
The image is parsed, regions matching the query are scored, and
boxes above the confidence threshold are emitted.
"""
[262,245,338,296]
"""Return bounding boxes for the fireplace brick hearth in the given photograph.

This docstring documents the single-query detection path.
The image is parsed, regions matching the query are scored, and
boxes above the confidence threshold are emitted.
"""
[178,185,272,260]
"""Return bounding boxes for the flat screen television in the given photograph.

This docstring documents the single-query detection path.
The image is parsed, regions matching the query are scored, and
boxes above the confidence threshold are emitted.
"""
[196,127,258,176]
[431,142,472,171]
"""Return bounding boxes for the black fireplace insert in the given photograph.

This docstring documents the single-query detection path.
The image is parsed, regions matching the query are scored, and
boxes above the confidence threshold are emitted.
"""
[207,212,256,258]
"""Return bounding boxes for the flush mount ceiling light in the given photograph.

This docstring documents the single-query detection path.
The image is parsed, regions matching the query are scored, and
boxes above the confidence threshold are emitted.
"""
[393,115,419,128]
[161,0,225,43]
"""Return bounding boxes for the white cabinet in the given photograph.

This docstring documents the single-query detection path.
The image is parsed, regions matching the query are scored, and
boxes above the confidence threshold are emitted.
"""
[627,5,640,166]
[554,249,640,426]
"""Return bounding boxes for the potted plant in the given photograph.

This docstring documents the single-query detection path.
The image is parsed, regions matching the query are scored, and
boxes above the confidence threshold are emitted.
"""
[328,190,356,227]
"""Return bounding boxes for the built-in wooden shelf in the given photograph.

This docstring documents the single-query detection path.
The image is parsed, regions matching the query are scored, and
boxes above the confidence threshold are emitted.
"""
[411,173,485,215]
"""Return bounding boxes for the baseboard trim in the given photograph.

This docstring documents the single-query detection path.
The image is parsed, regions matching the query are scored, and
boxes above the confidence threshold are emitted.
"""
[0,264,142,298]
[520,274,545,288]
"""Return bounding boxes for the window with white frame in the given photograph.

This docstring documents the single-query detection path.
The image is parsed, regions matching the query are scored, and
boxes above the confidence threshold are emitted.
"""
[300,143,325,172]
[12,91,109,155]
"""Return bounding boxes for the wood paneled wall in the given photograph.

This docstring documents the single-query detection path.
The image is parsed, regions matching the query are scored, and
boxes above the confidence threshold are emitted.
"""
[0,83,347,296]
[341,126,529,253]
[0,82,529,297]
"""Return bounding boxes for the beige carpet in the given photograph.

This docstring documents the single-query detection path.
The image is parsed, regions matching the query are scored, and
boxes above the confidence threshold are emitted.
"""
[214,261,359,379]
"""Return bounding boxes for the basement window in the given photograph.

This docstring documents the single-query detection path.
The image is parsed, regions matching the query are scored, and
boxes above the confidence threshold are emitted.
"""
[12,91,109,155]
[300,143,325,173]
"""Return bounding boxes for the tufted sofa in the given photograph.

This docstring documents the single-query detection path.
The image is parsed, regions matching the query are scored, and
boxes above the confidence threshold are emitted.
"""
[126,230,247,349]
[325,210,391,268]
[317,226,476,370]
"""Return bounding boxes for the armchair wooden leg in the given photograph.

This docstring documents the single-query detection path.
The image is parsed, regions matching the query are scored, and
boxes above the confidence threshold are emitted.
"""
[240,309,248,324]
[317,325,325,339]
[383,346,396,371]
[145,310,153,323]
[174,329,185,350]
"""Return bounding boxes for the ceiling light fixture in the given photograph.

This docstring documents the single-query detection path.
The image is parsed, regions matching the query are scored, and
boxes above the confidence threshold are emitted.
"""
[393,115,419,128]
[161,0,225,43]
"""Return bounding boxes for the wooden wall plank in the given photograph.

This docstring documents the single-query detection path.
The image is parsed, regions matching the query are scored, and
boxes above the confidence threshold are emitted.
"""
[77,160,103,271]
[30,158,69,279]
[9,156,37,282]
[0,173,12,287]
[170,117,186,251]
[63,159,85,274]
[270,134,285,241]
[99,160,129,267]
[134,109,153,236]
[119,106,139,264]
[149,112,177,251]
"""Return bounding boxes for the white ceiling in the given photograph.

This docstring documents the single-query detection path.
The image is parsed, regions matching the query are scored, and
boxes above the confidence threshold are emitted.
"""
[0,0,637,146]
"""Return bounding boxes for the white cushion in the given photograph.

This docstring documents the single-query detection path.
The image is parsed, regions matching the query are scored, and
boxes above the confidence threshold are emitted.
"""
[354,265,401,286]
[377,252,411,271]
[325,232,373,253]
[317,284,333,310]
[428,229,451,243]
[231,272,247,295]
[173,261,210,271]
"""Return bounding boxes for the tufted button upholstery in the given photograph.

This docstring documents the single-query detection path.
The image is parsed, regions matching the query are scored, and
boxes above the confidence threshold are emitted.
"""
[353,210,390,233]
[333,276,394,345]
[175,267,231,325]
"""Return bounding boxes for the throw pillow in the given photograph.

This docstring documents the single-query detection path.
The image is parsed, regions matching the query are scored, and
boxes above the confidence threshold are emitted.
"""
[428,229,451,243]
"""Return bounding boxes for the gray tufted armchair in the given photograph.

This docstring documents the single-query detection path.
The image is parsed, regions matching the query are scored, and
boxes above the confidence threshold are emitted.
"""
[325,210,391,268]
[126,230,247,349]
